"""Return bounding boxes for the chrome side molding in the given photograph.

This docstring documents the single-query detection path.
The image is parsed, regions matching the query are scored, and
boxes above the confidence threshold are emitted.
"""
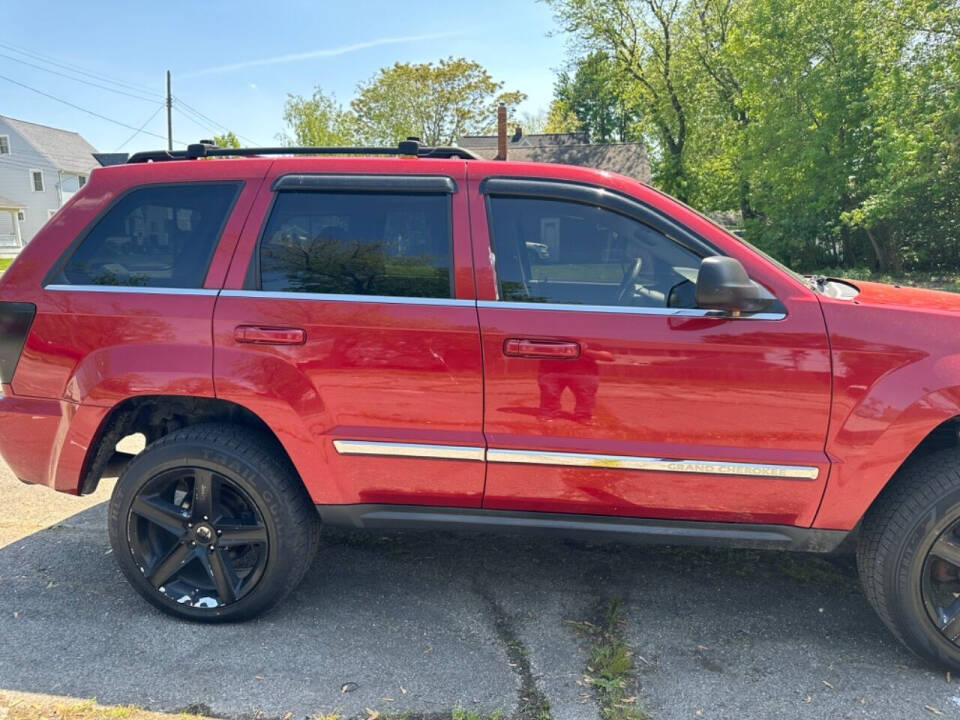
[332,440,820,480]
[332,440,485,462]
[485,448,819,480]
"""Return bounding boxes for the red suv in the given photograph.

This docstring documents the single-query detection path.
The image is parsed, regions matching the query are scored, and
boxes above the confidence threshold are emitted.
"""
[2,140,960,668]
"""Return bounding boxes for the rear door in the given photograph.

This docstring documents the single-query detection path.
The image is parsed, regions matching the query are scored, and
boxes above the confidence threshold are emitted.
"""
[213,159,485,507]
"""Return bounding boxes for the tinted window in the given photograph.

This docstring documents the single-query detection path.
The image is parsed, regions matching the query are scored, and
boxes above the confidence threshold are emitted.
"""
[487,196,702,308]
[59,183,238,288]
[258,192,452,298]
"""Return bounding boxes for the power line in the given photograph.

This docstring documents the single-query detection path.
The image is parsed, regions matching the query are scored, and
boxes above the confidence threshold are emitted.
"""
[0,73,188,146]
[116,104,166,151]
[0,42,262,149]
[0,41,157,96]
[174,96,263,146]
[0,52,161,103]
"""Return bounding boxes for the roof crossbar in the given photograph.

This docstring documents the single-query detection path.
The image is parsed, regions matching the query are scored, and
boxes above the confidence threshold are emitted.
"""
[126,138,480,164]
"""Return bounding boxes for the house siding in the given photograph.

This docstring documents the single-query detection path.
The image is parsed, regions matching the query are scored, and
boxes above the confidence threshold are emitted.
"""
[0,117,95,252]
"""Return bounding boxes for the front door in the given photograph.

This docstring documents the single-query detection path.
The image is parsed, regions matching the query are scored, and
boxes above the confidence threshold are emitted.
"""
[214,161,485,508]
[468,174,833,526]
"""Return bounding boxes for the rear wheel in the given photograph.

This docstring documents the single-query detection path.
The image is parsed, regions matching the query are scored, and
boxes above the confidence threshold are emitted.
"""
[859,447,960,669]
[108,423,318,621]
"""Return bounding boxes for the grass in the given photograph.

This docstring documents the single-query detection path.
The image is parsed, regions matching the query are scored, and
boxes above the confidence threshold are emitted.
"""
[0,258,13,273]
[573,599,648,720]
[451,708,503,720]
[0,695,216,720]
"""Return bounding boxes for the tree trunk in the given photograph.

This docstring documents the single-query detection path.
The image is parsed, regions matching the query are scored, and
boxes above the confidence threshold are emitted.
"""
[864,227,887,272]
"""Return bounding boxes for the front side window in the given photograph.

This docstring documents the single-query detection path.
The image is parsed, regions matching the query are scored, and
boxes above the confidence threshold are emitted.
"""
[258,191,452,298]
[56,183,238,288]
[487,196,702,308]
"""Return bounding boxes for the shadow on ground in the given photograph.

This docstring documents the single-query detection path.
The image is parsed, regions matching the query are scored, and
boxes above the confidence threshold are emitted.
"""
[0,498,957,720]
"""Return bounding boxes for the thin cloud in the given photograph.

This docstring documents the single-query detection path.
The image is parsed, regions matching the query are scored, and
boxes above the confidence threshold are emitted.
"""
[183,32,461,77]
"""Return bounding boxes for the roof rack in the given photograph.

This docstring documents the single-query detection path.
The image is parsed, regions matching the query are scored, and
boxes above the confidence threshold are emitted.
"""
[125,138,480,164]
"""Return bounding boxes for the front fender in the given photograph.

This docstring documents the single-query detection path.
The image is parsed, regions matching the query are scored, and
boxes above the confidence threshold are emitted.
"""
[815,310,960,529]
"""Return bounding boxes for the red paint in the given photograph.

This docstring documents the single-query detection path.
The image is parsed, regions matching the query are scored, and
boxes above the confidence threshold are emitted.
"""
[0,154,957,533]
[466,164,832,525]
[212,159,485,507]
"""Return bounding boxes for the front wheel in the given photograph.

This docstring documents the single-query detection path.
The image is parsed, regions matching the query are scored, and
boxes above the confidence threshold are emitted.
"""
[859,447,960,670]
[108,423,319,621]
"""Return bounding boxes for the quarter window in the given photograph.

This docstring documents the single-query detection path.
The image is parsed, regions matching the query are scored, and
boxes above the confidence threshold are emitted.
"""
[486,196,702,309]
[258,191,452,298]
[55,183,238,288]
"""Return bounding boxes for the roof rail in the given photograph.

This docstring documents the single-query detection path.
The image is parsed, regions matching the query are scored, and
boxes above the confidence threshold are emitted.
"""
[126,138,480,164]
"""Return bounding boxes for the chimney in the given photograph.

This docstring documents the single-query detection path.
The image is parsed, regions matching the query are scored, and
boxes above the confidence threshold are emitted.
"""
[495,102,507,161]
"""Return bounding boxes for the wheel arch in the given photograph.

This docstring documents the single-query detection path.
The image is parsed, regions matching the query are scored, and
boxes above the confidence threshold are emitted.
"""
[816,389,960,530]
[78,395,300,495]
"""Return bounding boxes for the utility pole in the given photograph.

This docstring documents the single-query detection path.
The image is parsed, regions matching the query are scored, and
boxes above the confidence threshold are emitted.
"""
[165,70,173,152]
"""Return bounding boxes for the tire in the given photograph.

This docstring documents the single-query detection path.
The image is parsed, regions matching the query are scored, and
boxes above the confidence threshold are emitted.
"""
[108,423,319,622]
[858,446,960,669]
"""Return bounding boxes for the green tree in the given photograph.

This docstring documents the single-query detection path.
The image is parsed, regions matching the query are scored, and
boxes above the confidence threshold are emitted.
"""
[281,89,356,146]
[552,51,640,142]
[350,57,526,145]
[212,131,241,148]
[545,0,702,201]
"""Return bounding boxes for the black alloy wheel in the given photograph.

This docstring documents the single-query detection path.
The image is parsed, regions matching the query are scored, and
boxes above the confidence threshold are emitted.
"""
[109,423,319,621]
[921,520,960,643]
[127,466,268,608]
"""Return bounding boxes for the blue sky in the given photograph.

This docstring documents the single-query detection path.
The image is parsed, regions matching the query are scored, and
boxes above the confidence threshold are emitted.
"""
[2,0,569,153]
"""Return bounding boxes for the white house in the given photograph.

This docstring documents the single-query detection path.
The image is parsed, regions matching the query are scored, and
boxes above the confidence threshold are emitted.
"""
[0,115,98,256]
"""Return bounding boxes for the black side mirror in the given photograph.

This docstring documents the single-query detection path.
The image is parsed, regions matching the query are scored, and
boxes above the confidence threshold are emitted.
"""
[695,256,776,314]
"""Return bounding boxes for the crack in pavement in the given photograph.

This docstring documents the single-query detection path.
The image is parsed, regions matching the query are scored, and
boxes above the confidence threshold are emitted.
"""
[476,587,553,720]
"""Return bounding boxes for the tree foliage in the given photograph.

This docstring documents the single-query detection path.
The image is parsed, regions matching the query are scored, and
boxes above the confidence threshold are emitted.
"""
[280,89,355,146]
[546,0,960,272]
[281,58,526,149]
[212,131,241,148]
[350,58,525,145]
[550,51,641,142]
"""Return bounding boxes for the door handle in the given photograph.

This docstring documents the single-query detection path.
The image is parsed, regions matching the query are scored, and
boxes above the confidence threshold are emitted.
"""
[234,325,306,345]
[504,338,581,359]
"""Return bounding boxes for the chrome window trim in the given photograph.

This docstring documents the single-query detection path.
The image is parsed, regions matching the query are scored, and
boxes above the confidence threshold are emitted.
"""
[476,299,785,320]
[220,289,476,307]
[486,448,819,480]
[333,440,819,480]
[44,284,219,296]
[333,440,485,462]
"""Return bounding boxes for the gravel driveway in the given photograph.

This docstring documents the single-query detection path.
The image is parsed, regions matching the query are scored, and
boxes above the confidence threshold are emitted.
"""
[1,462,958,720]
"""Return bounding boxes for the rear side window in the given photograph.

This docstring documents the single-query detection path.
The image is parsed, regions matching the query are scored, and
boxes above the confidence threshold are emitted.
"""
[258,191,452,298]
[56,183,239,288]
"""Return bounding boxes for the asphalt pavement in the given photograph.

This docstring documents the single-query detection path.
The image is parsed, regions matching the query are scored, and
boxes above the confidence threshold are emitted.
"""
[1,461,959,720]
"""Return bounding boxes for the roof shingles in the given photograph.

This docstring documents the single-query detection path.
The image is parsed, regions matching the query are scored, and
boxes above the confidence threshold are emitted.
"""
[458,134,651,185]
[1,115,98,175]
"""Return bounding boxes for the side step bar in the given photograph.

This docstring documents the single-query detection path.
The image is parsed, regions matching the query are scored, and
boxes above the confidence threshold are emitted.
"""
[316,504,848,553]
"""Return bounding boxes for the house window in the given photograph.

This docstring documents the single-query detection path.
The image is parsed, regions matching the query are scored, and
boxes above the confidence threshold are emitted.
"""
[30,170,44,192]
[78,175,86,188]
[0,136,9,154]
[16,210,25,222]
[48,209,57,220]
